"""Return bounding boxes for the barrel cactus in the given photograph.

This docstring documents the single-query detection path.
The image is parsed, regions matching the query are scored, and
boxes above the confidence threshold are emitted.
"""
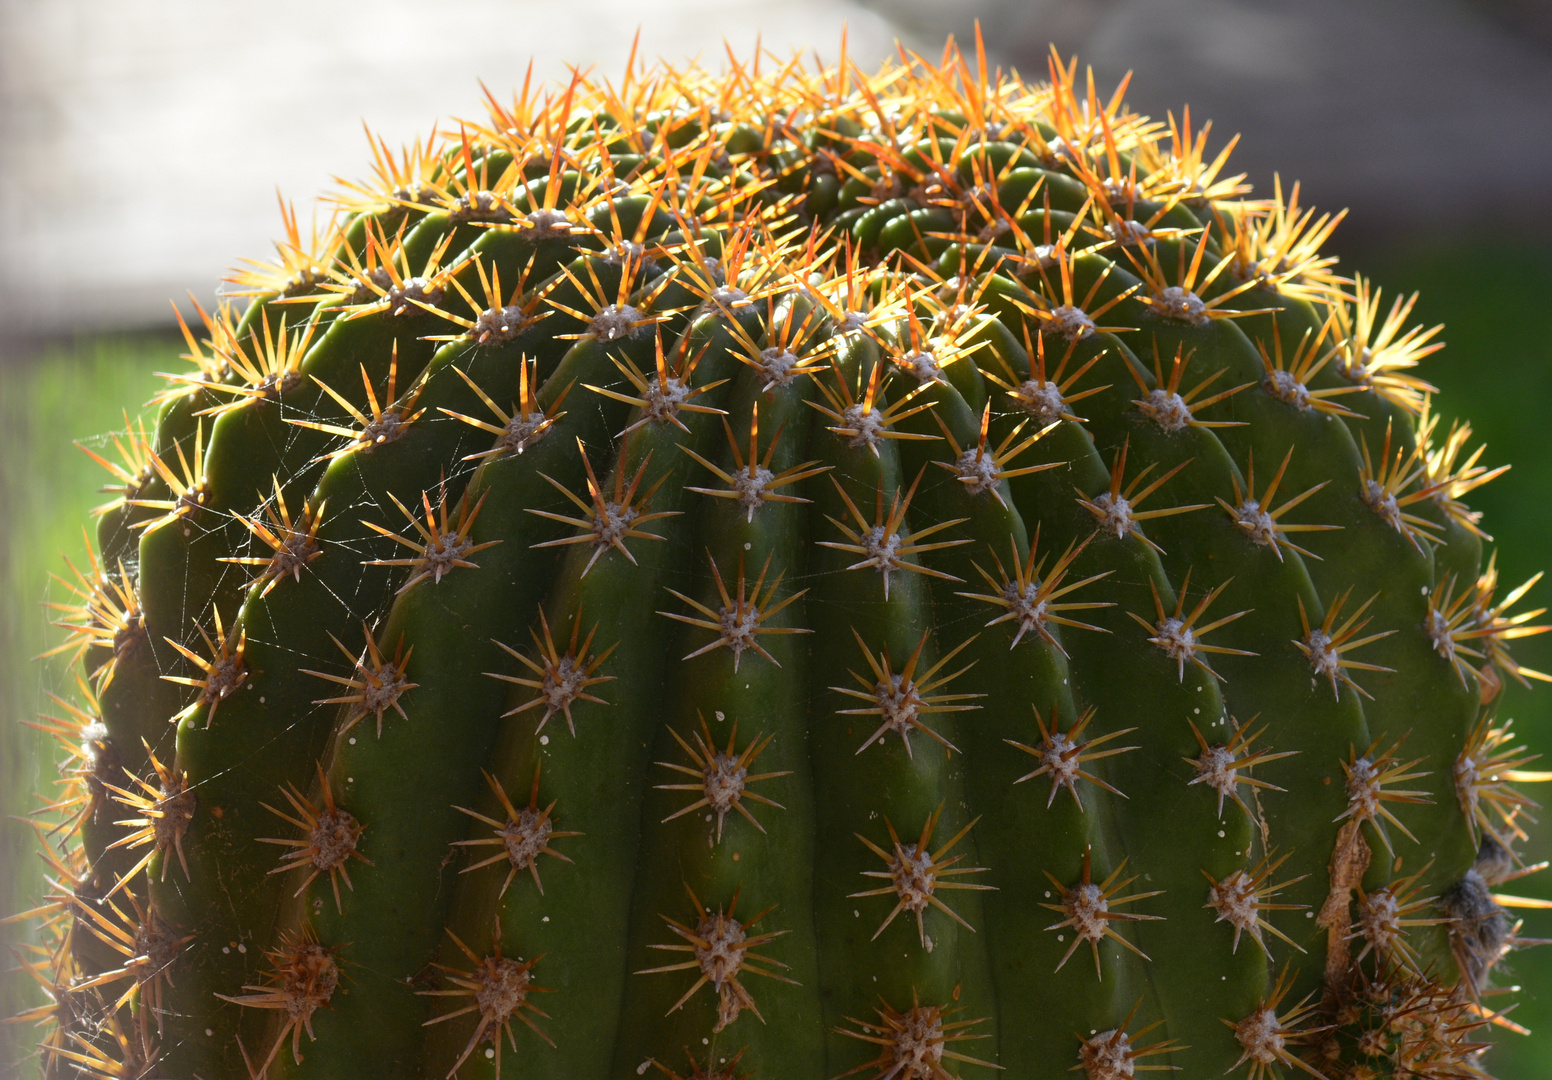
[12,35,1552,1080]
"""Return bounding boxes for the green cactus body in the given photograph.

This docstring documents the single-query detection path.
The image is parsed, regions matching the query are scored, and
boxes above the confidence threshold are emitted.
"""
[15,43,1551,1080]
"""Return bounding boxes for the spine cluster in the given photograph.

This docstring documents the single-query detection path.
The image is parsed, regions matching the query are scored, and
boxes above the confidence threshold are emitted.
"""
[10,33,1551,1080]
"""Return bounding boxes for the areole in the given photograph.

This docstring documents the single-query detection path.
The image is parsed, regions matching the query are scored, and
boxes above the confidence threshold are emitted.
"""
[11,33,1550,1080]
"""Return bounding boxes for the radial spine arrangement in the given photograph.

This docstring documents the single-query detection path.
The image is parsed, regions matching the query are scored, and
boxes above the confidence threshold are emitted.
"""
[12,36,1552,1080]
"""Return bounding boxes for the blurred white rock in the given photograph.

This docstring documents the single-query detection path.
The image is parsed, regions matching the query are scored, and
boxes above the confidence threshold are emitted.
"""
[870,0,1552,245]
[0,0,898,337]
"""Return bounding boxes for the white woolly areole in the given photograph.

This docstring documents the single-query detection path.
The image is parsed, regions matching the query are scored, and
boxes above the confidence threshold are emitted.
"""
[1048,304,1097,341]
[1358,887,1402,953]
[383,276,444,317]
[523,207,571,238]
[499,808,555,874]
[1304,628,1341,682]
[1105,219,1155,247]
[1190,743,1241,812]
[81,721,111,767]
[1102,177,1133,203]
[1263,369,1312,410]
[694,910,750,1030]
[1232,498,1280,549]
[1455,751,1483,818]
[1140,388,1193,432]
[203,654,246,707]
[709,284,748,308]
[1207,870,1261,945]
[349,266,394,307]
[1362,478,1405,533]
[1000,579,1050,646]
[1424,606,1456,664]
[1339,346,1377,386]
[885,1007,947,1079]
[356,409,411,451]
[474,305,531,344]
[1151,616,1198,679]
[602,240,644,265]
[1044,135,1078,165]
[1063,881,1111,947]
[419,531,478,584]
[1153,286,1208,325]
[889,846,937,920]
[872,672,926,742]
[860,525,905,578]
[755,347,801,388]
[715,602,762,670]
[589,304,643,343]
[450,191,504,223]
[1027,244,1060,271]
[841,403,887,449]
[641,376,693,424]
[731,464,776,521]
[474,956,533,1028]
[591,501,641,552]
[541,655,587,721]
[268,527,319,583]
[497,412,551,456]
[1080,1029,1138,1080]
[1234,1007,1285,1065]
[901,349,947,384]
[391,183,435,206]
[1088,492,1139,540]
[1038,731,1081,791]
[703,752,749,819]
[1345,756,1382,824]
[310,807,362,872]
[953,448,1001,496]
[1013,379,1068,426]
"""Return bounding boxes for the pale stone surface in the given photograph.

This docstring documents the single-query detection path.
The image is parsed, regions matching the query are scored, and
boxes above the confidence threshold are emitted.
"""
[870,0,1552,244]
[0,0,897,336]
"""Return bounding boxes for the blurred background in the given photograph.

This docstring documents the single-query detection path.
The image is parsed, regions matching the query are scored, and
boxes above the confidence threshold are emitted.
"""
[3,0,1551,1075]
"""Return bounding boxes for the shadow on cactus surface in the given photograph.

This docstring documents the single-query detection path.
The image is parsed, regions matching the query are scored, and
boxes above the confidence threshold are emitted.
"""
[5,35,1552,1080]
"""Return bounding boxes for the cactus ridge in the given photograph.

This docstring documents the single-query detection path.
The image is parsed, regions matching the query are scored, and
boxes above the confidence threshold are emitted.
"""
[12,34,1552,1080]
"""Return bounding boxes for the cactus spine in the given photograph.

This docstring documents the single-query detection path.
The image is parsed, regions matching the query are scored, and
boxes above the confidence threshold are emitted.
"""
[11,36,1551,1080]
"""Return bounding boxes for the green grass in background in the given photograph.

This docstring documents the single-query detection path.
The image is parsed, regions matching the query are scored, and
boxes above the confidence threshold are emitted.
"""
[1348,241,1552,1077]
[0,335,174,1079]
[0,245,1550,1076]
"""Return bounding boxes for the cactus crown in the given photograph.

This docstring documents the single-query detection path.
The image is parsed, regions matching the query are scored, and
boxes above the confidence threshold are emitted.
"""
[15,31,1552,1080]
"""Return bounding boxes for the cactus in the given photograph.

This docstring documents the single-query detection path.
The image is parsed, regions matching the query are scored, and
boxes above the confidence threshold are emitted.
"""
[10,35,1552,1080]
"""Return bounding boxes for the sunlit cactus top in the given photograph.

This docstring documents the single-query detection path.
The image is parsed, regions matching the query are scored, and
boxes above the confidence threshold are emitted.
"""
[16,30,1552,1080]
